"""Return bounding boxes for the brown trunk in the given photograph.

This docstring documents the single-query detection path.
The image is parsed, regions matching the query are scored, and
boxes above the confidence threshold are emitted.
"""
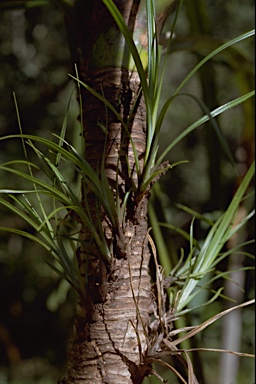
[66,67,155,383]
[64,1,177,382]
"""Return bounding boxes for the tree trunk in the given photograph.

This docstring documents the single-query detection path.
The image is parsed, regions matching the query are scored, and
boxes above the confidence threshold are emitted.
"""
[64,1,177,382]
[67,67,153,384]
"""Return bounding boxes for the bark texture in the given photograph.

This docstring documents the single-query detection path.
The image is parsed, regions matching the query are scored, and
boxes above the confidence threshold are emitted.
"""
[66,68,154,384]
[64,1,178,383]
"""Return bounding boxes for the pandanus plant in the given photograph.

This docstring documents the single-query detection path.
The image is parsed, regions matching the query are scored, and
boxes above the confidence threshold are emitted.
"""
[64,1,180,381]
[0,0,254,383]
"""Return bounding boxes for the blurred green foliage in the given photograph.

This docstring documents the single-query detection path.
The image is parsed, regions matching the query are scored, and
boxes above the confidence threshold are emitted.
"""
[0,0,254,383]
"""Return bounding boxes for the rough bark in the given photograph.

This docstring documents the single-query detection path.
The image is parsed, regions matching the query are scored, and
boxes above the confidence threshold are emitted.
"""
[63,1,178,383]
[65,66,154,384]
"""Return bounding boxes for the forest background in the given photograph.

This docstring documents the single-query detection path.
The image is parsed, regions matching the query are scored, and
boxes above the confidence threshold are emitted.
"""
[0,1,254,383]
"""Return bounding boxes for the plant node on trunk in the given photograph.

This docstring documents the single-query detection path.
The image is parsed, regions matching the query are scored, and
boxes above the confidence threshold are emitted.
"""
[66,66,157,383]
[63,1,178,382]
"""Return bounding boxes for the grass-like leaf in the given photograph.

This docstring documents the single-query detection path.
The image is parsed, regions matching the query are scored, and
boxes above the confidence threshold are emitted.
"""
[173,162,254,312]
[154,30,255,167]
[0,128,119,298]
[156,90,255,167]
[173,299,255,346]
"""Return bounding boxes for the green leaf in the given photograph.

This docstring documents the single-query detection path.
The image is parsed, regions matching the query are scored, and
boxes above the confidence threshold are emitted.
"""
[69,75,126,128]
[154,30,255,167]
[156,90,255,167]
[176,162,255,311]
